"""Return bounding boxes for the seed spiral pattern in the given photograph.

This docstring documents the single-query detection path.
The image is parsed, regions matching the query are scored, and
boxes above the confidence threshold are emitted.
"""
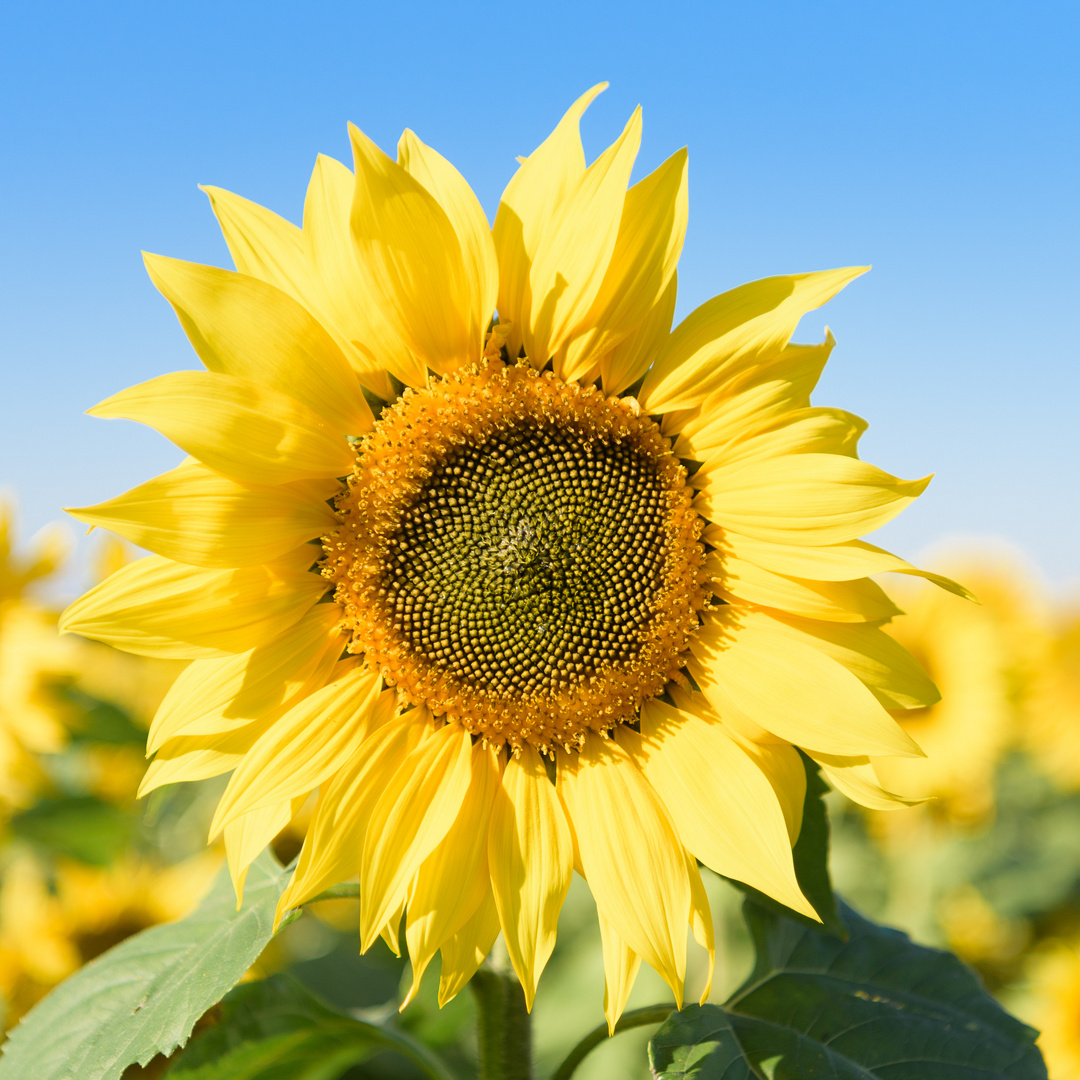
[389,424,667,697]
[323,362,706,751]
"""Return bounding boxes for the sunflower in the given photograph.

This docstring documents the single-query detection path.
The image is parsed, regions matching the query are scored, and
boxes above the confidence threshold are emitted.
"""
[60,85,961,1030]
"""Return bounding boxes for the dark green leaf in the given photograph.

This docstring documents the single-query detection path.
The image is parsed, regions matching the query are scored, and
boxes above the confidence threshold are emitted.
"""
[0,850,289,1080]
[649,899,1047,1079]
[9,794,135,865]
[726,752,844,937]
[648,1006,753,1079]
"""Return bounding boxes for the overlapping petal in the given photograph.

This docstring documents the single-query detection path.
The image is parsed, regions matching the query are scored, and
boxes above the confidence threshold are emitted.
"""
[691,608,923,757]
[696,454,930,546]
[209,663,381,835]
[493,83,607,359]
[628,703,816,918]
[639,268,867,413]
[558,733,689,1003]
[66,460,338,570]
[60,554,326,659]
[403,741,501,1006]
[359,721,474,949]
[143,253,372,435]
[88,371,355,486]
[488,744,573,1008]
[349,124,486,373]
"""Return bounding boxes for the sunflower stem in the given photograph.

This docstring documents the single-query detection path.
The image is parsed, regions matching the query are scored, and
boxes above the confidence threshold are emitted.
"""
[470,941,533,1080]
[549,1004,675,1080]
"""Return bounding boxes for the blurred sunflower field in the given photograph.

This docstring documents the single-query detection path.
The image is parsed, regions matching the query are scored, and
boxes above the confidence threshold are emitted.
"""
[0,490,1077,1078]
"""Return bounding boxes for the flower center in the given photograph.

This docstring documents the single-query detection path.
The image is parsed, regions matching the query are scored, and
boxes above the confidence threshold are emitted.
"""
[324,362,705,751]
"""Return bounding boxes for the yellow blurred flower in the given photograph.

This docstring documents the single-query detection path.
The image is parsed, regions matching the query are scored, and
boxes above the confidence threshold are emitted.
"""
[938,884,1028,968]
[874,555,1047,826]
[1024,607,1080,790]
[0,506,181,813]
[1022,941,1080,1080]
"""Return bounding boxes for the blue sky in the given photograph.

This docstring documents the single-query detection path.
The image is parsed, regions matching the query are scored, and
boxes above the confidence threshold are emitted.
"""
[2,0,1077,594]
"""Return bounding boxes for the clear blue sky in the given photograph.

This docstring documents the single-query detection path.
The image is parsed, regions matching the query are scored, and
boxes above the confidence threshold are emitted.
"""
[2,1,1077,594]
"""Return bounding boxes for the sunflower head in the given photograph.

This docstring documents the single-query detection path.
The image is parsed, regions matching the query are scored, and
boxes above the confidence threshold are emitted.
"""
[60,85,968,1028]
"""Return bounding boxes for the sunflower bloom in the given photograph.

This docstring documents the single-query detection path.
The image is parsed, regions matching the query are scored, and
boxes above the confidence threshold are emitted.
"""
[60,85,962,1029]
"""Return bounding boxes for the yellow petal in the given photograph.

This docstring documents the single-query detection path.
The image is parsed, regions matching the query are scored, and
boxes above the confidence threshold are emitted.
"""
[300,154,420,392]
[380,895,407,957]
[811,752,926,811]
[686,857,715,1004]
[690,609,923,758]
[667,684,807,844]
[60,554,327,659]
[600,272,678,396]
[631,704,816,920]
[526,108,642,366]
[275,695,416,916]
[671,334,834,456]
[143,253,372,435]
[559,148,688,383]
[707,551,901,622]
[639,268,867,413]
[210,663,381,836]
[493,83,607,358]
[360,722,474,950]
[201,184,308,295]
[721,532,973,599]
[138,723,266,795]
[398,129,498,353]
[749,609,940,710]
[557,733,689,1003]
[488,744,574,1009]
[438,888,501,1008]
[147,604,343,752]
[349,124,478,372]
[88,371,355,486]
[694,407,866,476]
[224,796,304,903]
[66,460,338,570]
[696,454,930,546]
[402,742,501,1007]
[597,908,641,1035]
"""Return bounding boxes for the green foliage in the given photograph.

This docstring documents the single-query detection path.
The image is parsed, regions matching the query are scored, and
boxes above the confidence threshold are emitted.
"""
[9,794,135,865]
[648,898,1047,1079]
[51,683,148,746]
[167,978,381,1080]
[169,976,455,1080]
[0,850,289,1080]
[727,753,845,937]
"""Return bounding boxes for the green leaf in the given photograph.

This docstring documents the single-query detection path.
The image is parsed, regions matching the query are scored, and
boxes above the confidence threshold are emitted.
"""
[167,975,349,1070]
[169,976,456,1080]
[166,1026,378,1080]
[0,850,290,1080]
[726,751,844,937]
[9,794,136,865]
[649,899,1047,1079]
[648,1007,754,1079]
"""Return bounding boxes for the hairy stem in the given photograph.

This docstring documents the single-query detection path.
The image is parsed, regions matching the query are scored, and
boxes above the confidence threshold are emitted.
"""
[470,942,533,1080]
